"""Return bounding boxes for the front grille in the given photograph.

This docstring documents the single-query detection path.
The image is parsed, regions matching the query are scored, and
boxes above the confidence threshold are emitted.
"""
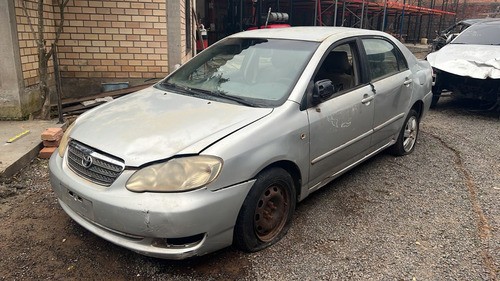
[67,140,125,186]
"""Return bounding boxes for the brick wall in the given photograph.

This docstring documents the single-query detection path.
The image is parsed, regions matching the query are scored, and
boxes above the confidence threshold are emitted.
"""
[14,0,56,87]
[57,0,169,80]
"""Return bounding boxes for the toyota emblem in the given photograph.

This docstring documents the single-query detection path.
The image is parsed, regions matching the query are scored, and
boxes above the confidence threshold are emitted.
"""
[81,155,93,168]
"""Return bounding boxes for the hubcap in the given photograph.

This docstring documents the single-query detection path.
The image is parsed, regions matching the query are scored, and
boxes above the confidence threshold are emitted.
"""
[254,183,290,242]
[403,116,418,152]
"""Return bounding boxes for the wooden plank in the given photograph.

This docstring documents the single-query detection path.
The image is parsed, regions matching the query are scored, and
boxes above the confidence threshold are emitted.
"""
[51,82,155,107]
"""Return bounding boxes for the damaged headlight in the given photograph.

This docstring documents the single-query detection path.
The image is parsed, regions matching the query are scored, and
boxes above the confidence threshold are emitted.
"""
[58,122,76,157]
[126,156,223,192]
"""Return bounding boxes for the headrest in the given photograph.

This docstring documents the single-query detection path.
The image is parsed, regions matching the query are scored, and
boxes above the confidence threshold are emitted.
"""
[324,51,350,73]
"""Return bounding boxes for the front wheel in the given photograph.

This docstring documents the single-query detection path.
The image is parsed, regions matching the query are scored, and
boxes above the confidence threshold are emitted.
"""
[431,72,442,108]
[234,167,296,252]
[389,109,420,156]
[431,87,442,108]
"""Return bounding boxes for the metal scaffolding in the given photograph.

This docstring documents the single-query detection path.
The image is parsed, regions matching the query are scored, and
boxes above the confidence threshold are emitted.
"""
[286,0,457,42]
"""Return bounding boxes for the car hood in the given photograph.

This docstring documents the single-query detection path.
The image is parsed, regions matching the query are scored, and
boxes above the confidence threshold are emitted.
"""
[70,87,273,167]
[427,44,500,79]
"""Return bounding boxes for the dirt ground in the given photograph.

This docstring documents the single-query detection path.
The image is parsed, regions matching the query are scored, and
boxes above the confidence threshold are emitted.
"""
[1,96,498,280]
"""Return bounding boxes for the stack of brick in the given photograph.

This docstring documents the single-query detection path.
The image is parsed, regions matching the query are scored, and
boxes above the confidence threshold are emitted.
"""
[39,128,63,159]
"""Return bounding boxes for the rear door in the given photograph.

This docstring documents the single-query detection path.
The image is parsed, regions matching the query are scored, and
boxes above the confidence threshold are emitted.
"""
[361,38,413,148]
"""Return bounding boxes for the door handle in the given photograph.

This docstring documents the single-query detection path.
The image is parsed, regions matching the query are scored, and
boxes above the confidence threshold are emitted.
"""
[403,78,413,86]
[361,94,374,104]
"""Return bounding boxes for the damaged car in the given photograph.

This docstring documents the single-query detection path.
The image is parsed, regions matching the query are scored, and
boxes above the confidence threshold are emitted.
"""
[427,20,500,108]
[430,18,498,51]
[50,27,432,259]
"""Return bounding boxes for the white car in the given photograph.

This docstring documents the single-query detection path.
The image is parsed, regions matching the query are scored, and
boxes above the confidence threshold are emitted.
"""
[50,27,432,259]
[427,20,500,108]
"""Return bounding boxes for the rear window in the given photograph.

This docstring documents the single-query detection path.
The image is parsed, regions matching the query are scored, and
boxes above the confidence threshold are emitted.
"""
[452,23,500,45]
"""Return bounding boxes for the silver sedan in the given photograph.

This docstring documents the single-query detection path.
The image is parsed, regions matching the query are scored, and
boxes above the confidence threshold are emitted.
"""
[50,27,433,259]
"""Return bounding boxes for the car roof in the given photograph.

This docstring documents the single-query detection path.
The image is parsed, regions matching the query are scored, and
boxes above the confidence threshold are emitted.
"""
[470,19,500,26]
[459,18,500,25]
[228,26,388,42]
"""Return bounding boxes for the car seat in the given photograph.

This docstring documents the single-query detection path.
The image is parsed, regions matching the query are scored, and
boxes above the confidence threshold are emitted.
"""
[316,51,354,92]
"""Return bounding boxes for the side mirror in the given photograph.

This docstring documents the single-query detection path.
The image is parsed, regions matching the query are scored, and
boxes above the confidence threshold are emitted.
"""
[312,79,335,105]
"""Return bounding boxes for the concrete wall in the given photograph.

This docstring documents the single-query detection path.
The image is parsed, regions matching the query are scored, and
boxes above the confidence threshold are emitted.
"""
[0,0,40,119]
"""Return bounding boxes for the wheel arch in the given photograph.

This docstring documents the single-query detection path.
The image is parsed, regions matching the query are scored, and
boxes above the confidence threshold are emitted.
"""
[411,100,424,120]
[257,160,302,202]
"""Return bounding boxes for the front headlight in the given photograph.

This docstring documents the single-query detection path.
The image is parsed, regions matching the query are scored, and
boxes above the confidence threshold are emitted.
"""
[58,122,76,157]
[126,156,223,192]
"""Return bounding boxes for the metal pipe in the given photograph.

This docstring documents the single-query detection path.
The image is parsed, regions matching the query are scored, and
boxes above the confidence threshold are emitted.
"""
[52,43,64,124]
[240,0,243,31]
[382,0,387,31]
[399,0,406,39]
[314,0,318,26]
[334,0,338,26]
[454,0,459,22]
[360,0,365,28]
[342,0,346,26]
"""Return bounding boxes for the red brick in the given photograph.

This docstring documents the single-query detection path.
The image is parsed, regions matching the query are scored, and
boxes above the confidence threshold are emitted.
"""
[38,147,57,159]
[41,128,63,141]
[43,139,61,147]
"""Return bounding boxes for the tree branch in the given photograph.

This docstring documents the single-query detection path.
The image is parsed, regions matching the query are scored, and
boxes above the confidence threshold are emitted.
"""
[48,0,70,59]
[38,0,45,50]
[21,0,40,48]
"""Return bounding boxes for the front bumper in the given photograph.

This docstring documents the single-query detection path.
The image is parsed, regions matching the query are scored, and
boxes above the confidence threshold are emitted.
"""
[49,153,255,259]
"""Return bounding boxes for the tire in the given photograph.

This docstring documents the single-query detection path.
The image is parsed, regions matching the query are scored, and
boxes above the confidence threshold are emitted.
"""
[430,87,442,108]
[389,109,420,156]
[431,73,442,108]
[234,167,296,252]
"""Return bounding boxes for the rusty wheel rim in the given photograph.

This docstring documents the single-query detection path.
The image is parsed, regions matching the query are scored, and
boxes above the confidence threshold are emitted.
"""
[254,182,290,242]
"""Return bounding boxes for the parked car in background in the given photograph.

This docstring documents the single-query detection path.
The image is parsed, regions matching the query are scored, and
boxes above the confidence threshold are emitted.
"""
[50,27,433,259]
[431,18,499,51]
[427,20,500,108]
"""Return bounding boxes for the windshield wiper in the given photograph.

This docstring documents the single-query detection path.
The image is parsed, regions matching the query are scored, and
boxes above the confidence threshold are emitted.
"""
[159,83,257,106]
[158,82,212,99]
[158,81,191,93]
[189,88,257,107]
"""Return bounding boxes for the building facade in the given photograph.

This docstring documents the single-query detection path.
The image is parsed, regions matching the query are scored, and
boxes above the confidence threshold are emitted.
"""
[0,0,196,119]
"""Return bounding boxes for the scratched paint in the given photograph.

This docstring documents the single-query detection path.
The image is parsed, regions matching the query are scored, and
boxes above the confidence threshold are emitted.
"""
[326,104,362,131]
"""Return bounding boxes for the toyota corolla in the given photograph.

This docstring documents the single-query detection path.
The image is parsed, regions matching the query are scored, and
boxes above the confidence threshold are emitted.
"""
[50,27,433,259]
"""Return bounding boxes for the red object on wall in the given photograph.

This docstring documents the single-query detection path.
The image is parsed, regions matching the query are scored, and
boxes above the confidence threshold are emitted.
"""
[247,24,291,30]
[196,39,208,51]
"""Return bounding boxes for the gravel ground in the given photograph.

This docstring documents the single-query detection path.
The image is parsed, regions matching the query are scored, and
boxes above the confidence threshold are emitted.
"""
[0,95,498,280]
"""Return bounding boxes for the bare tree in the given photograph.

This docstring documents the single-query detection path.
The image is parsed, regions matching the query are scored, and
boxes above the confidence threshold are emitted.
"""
[21,0,70,120]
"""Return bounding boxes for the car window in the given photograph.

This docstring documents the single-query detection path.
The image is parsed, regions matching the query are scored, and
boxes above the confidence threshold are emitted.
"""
[162,38,319,107]
[315,42,359,93]
[362,38,406,81]
[452,23,500,45]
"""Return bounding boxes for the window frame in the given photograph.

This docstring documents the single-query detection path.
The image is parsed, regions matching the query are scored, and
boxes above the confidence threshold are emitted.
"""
[360,37,409,82]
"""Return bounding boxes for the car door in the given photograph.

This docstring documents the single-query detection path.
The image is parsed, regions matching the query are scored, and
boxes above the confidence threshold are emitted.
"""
[361,38,413,148]
[307,41,375,192]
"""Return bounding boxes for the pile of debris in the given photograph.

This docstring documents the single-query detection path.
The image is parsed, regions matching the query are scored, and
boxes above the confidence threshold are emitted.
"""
[54,83,154,116]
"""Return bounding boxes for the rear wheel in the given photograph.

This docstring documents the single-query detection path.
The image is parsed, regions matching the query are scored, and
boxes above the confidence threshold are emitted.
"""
[389,109,420,156]
[234,167,296,252]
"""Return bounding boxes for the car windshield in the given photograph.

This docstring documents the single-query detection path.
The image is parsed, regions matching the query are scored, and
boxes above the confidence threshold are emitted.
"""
[157,38,319,107]
[452,23,500,45]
